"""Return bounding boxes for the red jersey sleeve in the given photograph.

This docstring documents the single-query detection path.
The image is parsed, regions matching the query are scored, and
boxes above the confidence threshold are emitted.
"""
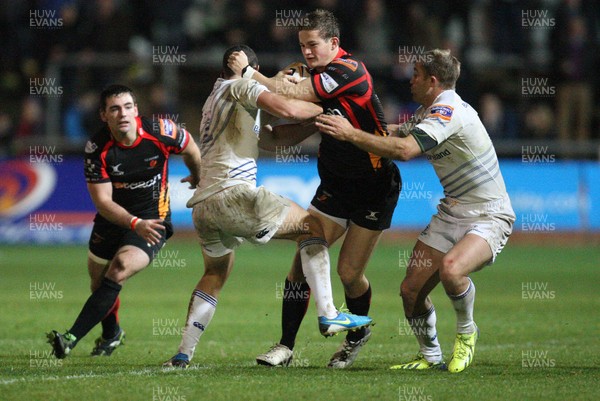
[311,57,366,100]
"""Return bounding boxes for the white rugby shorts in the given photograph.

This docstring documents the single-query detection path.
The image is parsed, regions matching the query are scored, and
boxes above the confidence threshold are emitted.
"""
[192,184,291,257]
[418,195,515,263]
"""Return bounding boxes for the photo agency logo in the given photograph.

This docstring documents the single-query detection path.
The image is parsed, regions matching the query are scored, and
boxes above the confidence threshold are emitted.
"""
[398,385,433,401]
[275,145,309,163]
[152,114,187,132]
[521,77,556,98]
[399,181,433,200]
[398,46,432,64]
[30,77,63,97]
[152,318,184,337]
[29,9,63,29]
[152,249,187,270]
[152,385,187,401]
[275,9,309,28]
[521,9,555,29]
[398,318,429,337]
[398,249,432,270]
[521,281,556,300]
[29,213,63,232]
[522,349,556,368]
[521,145,555,163]
[29,145,64,164]
[275,281,309,300]
[29,281,63,301]
[520,213,556,232]
[29,349,63,368]
[152,46,187,65]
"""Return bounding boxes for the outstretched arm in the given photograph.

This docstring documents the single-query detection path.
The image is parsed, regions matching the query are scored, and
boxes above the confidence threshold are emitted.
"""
[257,91,322,121]
[258,121,318,152]
[228,51,319,102]
[315,114,424,161]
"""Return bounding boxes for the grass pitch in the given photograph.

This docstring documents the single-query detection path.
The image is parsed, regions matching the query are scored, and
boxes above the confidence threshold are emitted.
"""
[1,236,599,401]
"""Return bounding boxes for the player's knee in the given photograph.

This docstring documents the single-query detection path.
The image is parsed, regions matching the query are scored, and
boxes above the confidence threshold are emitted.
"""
[439,255,462,283]
[400,279,418,304]
[336,264,361,287]
[305,215,325,239]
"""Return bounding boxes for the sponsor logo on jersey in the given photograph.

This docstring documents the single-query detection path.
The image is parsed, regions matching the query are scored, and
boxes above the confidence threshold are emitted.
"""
[85,141,97,154]
[145,155,159,169]
[110,163,125,176]
[428,104,454,121]
[159,119,177,139]
[426,148,451,161]
[320,72,339,93]
[113,173,161,190]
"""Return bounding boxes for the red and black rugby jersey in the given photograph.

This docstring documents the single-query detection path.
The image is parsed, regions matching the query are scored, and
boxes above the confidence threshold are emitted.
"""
[84,116,190,222]
[311,48,392,179]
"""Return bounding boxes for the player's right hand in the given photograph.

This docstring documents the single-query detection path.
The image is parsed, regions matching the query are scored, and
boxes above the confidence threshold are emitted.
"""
[134,218,165,245]
[227,51,249,76]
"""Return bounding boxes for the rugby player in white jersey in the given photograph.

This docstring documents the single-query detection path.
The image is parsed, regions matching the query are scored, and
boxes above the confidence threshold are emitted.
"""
[315,49,515,373]
[162,45,372,368]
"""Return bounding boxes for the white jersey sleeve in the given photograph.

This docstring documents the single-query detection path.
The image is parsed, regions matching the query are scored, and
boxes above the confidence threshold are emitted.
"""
[229,78,268,110]
[413,90,509,203]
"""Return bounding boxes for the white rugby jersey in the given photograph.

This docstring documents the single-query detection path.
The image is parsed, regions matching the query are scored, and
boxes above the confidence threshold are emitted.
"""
[188,78,268,205]
[401,90,508,203]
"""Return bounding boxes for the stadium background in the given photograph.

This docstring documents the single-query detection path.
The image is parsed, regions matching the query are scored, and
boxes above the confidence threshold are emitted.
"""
[1,0,599,241]
[1,2,599,400]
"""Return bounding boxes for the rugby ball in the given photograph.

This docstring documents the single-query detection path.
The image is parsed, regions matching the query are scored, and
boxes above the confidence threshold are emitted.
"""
[284,62,310,81]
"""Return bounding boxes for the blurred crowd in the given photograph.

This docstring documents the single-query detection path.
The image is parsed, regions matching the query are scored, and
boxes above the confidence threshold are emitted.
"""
[1,0,598,157]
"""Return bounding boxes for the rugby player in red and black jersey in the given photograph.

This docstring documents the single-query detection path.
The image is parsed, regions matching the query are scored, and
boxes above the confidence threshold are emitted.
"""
[47,84,201,359]
[229,9,401,368]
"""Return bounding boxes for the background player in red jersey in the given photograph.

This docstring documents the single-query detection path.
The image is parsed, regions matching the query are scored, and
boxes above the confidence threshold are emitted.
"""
[47,84,202,359]
[229,9,401,368]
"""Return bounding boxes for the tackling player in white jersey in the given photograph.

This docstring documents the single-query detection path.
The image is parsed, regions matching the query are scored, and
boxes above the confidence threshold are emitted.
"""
[162,45,372,368]
[316,48,515,373]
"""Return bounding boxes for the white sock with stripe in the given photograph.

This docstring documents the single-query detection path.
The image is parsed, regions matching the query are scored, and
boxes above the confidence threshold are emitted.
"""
[407,306,442,363]
[178,290,217,360]
[448,278,476,334]
[299,238,338,319]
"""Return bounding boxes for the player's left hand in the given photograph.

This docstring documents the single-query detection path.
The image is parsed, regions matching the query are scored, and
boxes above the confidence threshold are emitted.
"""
[180,175,199,189]
[315,114,355,141]
[228,51,249,76]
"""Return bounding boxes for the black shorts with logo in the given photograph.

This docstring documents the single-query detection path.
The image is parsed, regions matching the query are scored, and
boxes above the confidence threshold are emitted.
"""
[311,163,401,231]
[88,219,173,262]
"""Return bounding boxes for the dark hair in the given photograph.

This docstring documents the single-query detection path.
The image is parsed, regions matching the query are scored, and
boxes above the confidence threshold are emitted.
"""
[300,9,340,40]
[421,49,461,89]
[99,84,136,111]
[222,45,259,78]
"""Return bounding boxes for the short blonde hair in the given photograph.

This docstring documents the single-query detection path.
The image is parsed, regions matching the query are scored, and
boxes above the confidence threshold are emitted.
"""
[421,49,461,89]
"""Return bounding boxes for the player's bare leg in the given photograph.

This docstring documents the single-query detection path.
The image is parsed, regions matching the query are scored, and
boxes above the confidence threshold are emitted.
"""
[166,251,234,368]
[392,241,445,370]
[440,234,492,373]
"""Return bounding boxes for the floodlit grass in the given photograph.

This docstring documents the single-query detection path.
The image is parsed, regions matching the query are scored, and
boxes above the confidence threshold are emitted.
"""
[1,237,598,400]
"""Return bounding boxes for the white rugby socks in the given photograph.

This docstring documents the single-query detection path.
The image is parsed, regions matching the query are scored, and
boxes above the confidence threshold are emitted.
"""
[299,238,338,319]
[178,290,217,359]
[407,306,443,363]
[448,277,476,334]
